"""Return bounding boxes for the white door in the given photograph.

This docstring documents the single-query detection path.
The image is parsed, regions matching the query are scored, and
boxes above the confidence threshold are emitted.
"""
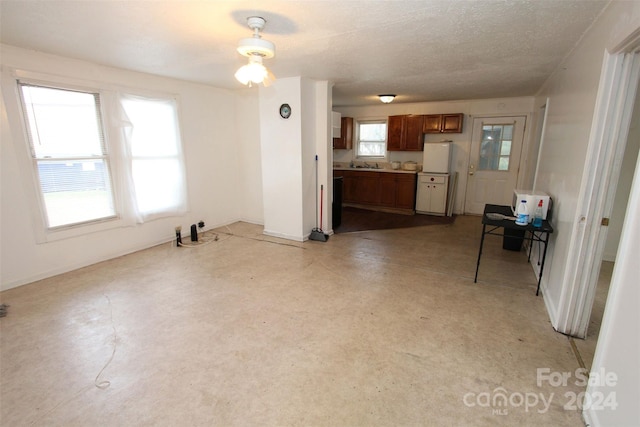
[464,116,527,214]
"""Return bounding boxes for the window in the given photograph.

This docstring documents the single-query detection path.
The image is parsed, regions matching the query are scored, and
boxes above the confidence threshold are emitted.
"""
[19,83,116,228]
[18,81,188,233]
[357,120,387,157]
[479,124,514,171]
[120,95,187,221]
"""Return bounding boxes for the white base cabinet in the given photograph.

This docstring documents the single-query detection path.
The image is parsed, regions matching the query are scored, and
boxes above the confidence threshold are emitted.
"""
[416,173,449,215]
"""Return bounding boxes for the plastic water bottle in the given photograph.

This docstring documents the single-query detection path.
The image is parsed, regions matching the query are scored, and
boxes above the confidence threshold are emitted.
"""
[515,199,529,225]
[533,200,544,228]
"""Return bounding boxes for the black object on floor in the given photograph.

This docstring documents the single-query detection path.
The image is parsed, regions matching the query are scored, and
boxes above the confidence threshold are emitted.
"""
[333,176,343,228]
[503,227,525,251]
[334,207,455,233]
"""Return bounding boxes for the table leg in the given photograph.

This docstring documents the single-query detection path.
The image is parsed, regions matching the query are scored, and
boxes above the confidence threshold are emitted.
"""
[536,232,550,296]
[474,224,486,283]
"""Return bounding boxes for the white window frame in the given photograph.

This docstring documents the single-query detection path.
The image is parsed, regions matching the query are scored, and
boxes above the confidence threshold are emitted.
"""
[17,81,119,231]
[11,71,188,243]
[356,119,388,159]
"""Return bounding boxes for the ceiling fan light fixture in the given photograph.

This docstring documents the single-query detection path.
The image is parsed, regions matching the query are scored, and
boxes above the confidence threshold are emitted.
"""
[235,16,276,86]
[235,55,269,86]
[378,94,396,103]
[237,37,275,59]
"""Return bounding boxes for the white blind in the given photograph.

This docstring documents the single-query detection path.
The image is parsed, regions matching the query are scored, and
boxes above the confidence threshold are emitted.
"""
[19,83,116,228]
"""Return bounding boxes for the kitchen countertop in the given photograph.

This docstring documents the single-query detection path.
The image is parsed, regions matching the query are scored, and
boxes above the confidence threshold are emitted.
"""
[333,167,418,174]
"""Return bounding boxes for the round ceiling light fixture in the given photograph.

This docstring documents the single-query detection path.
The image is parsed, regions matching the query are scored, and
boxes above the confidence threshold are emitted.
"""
[378,94,396,103]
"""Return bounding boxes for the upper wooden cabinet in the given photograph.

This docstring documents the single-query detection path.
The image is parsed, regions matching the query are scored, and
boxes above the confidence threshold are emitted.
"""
[387,115,424,151]
[423,113,464,134]
[333,117,353,149]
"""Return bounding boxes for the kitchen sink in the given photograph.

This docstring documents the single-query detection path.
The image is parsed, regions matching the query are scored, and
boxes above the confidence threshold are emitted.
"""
[353,163,381,169]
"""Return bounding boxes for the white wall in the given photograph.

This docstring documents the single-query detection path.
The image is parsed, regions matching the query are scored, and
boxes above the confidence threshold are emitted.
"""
[530,1,640,423]
[258,77,331,241]
[301,78,318,237]
[259,77,304,240]
[0,45,245,290]
[533,0,640,326]
[235,89,263,225]
[316,81,333,233]
[333,97,535,215]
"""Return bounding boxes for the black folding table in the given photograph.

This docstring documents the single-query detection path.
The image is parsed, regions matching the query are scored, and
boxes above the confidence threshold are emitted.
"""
[474,204,554,295]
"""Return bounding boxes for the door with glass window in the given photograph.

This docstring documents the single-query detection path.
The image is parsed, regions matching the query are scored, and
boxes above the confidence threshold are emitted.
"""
[464,116,526,214]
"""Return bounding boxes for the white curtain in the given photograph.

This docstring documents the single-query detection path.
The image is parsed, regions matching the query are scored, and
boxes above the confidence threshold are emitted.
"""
[111,93,188,223]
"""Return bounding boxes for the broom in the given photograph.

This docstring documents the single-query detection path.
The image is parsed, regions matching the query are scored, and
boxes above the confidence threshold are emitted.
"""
[310,155,329,242]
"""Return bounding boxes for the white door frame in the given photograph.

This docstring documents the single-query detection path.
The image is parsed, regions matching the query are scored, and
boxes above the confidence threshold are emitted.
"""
[555,38,640,337]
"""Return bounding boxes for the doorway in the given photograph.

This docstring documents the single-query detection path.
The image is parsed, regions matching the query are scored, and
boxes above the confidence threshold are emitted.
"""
[558,47,640,339]
[573,70,640,365]
[464,116,527,214]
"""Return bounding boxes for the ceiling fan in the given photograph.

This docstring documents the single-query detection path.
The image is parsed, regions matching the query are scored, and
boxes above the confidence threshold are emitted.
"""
[235,16,276,87]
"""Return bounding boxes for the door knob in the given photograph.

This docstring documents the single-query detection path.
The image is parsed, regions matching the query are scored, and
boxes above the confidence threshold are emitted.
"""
[469,164,475,175]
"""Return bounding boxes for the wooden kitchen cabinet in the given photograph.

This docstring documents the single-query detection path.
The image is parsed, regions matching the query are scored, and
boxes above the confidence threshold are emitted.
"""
[379,173,397,207]
[423,113,464,134]
[386,115,404,151]
[337,170,417,213]
[387,115,424,151]
[333,117,353,149]
[395,174,418,210]
[353,171,380,204]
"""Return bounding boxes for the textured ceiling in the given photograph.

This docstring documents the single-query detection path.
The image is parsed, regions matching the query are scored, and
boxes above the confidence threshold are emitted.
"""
[0,0,609,106]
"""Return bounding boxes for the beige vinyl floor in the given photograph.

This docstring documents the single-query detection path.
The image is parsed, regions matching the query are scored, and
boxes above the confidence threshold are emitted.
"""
[0,216,595,426]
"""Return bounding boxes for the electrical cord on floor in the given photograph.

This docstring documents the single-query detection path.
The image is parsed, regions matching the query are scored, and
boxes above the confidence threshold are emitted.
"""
[28,294,116,426]
[176,230,220,248]
[217,226,306,250]
[94,294,117,389]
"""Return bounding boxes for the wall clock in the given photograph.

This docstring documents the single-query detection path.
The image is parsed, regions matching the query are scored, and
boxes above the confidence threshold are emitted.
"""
[279,103,291,119]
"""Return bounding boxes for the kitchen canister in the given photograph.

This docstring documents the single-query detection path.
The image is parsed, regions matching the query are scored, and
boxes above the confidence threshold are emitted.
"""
[391,161,401,170]
[402,161,418,171]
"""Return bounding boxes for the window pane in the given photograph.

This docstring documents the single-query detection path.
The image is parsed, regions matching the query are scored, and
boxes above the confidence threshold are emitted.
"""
[121,98,179,157]
[479,124,513,172]
[359,123,386,141]
[500,140,512,155]
[357,121,387,157]
[358,142,386,156]
[38,160,116,227]
[20,85,104,158]
[132,158,184,215]
[502,125,513,140]
[121,96,186,219]
[499,156,510,171]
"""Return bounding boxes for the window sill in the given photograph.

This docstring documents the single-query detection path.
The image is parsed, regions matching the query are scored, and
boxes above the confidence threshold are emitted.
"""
[35,216,130,244]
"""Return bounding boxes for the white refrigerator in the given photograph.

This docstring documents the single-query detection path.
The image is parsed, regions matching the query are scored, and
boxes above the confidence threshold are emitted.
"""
[416,142,452,215]
[422,142,451,173]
